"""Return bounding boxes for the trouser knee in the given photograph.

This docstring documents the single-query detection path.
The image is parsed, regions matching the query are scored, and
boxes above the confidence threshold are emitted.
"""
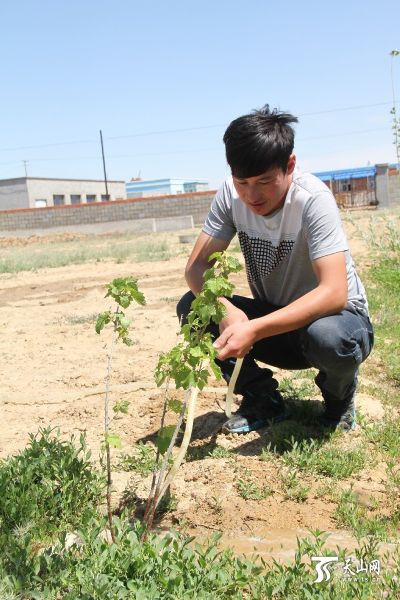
[176,290,195,323]
[303,318,362,374]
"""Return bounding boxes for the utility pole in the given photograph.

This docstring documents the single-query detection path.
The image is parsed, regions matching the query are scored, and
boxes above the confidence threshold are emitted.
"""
[23,160,28,177]
[99,130,109,199]
[390,50,400,165]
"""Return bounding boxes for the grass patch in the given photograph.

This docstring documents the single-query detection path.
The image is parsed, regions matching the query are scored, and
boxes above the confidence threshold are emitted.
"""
[186,443,235,462]
[0,234,175,273]
[366,257,400,385]
[281,437,368,479]
[361,412,400,459]
[0,431,399,598]
[334,488,400,541]
[279,469,310,502]
[236,478,272,501]
[65,313,99,325]
[116,442,157,475]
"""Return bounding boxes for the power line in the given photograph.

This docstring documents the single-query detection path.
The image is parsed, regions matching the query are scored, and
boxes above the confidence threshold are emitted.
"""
[0,101,396,154]
[0,125,391,168]
[298,102,393,117]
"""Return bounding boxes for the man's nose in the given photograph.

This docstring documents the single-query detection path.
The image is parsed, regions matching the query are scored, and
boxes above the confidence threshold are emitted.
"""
[246,187,262,203]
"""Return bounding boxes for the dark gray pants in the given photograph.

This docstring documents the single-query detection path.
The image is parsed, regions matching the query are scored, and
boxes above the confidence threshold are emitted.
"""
[177,291,374,410]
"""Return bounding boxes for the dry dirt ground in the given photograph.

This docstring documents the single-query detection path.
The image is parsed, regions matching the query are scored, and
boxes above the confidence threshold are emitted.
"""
[0,219,391,560]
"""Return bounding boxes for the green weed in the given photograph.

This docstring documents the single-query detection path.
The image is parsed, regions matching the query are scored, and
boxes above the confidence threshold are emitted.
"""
[236,478,272,501]
[117,442,157,475]
[279,469,310,502]
[0,428,104,586]
[334,488,399,541]
[361,412,400,458]
[282,436,368,479]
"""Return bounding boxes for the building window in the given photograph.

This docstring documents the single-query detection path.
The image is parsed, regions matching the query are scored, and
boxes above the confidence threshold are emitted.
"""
[70,194,81,205]
[101,194,110,201]
[340,181,351,192]
[86,194,96,203]
[35,199,47,208]
[53,195,65,206]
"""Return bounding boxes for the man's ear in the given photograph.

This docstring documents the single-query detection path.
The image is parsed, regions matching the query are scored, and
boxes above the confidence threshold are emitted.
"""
[287,154,296,175]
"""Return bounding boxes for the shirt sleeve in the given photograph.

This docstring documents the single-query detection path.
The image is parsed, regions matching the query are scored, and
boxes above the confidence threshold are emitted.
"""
[302,190,349,260]
[202,180,237,242]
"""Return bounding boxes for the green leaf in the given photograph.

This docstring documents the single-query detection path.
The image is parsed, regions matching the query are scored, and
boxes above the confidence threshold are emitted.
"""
[156,425,177,455]
[189,346,203,358]
[105,432,122,448]
[167,398,184,414]
[209,360,222,380]
[113,400,129,414]
[95,311,112,334]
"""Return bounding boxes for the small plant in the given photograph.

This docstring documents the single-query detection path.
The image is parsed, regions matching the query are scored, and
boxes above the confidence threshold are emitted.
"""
[209,495,224,515]
[280,469,310,503]
[236,478,272,501]
[282,436,368,479]
[95,276,145,541]
[116,442,156,475]
[0,428,104,584]
[143,252,242,532]
[334,487,397,541]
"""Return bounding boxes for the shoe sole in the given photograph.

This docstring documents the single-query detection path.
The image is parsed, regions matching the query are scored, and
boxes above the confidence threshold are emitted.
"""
[223,412,287,434]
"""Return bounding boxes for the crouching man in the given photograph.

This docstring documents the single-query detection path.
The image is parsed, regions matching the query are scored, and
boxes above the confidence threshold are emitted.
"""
[177,104,374,434]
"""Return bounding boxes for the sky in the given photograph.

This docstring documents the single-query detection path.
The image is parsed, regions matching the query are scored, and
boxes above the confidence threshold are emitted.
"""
[1,0,399,189]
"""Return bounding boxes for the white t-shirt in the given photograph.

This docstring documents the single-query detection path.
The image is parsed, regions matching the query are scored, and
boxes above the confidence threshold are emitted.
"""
[203,170,369,315]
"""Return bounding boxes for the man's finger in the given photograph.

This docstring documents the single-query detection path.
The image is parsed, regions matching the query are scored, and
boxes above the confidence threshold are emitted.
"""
[213,330,230,349]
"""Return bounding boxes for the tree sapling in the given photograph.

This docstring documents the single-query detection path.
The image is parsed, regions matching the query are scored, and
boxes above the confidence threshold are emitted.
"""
[95,276,145,541]
[143,252,242,532]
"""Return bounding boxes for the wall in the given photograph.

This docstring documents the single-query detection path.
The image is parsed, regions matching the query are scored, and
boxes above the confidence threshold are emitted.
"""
[26,178,126,208]
[0,190,216,233]
[0,179,29,209]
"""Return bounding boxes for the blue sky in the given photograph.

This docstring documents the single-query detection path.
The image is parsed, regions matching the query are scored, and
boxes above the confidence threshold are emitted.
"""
[1,0,399,188]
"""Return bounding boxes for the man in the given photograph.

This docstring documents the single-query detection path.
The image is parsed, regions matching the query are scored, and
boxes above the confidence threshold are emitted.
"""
[177,105,373,434]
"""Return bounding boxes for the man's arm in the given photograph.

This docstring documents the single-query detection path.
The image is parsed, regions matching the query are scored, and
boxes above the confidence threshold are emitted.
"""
[185,231,230,294]
[214,251,348,359]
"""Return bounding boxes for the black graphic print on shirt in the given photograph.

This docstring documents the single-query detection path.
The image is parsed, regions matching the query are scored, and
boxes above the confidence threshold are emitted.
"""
[238,231,295,282]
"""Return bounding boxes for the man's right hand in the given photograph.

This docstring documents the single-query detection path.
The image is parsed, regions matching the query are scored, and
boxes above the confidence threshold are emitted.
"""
[218,298,248,334]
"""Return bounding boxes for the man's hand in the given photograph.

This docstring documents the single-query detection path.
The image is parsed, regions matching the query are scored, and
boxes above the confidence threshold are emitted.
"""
[213,321,257,360]
[218,301,248,334]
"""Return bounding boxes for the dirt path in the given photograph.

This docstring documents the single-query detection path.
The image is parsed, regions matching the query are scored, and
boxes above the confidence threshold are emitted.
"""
[0,222,388,560]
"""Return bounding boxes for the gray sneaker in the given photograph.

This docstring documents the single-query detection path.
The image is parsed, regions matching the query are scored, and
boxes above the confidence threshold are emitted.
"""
[222,390,286,434]
[319,397,356,432]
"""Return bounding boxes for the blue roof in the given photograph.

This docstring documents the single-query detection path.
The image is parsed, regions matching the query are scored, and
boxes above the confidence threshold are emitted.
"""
[313,166,376,181]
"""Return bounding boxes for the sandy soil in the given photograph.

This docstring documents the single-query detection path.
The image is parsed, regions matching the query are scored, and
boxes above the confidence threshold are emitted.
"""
[0,221,391,559]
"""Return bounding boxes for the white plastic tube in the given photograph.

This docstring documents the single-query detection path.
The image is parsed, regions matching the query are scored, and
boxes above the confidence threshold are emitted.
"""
[224,357,243,418]
[156,385,199,507]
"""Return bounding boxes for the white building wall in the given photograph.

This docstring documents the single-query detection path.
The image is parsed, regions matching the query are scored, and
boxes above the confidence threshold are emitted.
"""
[0,179,29,209]
[25,179,126,208]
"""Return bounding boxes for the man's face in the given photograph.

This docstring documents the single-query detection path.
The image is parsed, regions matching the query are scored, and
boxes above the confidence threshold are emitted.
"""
[232,155,296,216]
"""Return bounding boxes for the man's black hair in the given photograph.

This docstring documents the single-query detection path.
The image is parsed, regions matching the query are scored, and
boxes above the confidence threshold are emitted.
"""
[223,104,298,178]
